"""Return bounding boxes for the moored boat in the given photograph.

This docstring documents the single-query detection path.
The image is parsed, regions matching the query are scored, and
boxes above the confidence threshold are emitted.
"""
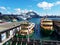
[18,21,35,38]
[12,19,17,22]
[40,18,54,36]
[0,20,4,23]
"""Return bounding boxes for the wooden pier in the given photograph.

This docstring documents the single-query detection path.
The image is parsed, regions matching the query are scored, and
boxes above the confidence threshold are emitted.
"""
[1,21,60,45]
[53,20,60,36]
[11,36,60,45]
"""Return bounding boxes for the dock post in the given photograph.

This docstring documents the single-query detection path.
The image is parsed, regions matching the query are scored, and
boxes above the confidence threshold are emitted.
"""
[26,42,27,45]
[33,39,35,45]
[21,42,22,45]
[33,42,35,45]
[16,42,18,45]
[41,40,42,45]
[10,41,12,45]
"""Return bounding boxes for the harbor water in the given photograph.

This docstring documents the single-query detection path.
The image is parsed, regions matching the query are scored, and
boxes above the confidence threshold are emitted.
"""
[3,18,60,45]
[26,18,60,40]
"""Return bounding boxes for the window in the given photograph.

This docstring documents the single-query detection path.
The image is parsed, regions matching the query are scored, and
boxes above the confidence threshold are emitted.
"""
[1,33,6,41]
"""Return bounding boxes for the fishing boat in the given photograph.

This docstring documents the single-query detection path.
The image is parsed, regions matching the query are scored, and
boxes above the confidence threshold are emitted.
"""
[18,21,35,38]
[40,18,54,36]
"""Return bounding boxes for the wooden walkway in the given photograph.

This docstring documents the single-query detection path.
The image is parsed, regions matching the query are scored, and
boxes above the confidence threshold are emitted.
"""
[53,20,60,35]
[11,37,60,45]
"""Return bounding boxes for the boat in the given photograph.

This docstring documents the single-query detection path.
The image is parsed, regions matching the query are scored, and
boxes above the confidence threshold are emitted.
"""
[12,19,17,22]
[18,21,35,38]
[40,18,54,36]
[0,20,4,23]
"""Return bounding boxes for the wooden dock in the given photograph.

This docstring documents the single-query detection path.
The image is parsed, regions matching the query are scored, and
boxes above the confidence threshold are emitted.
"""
[53,20,60,35]
[11,37,60,45]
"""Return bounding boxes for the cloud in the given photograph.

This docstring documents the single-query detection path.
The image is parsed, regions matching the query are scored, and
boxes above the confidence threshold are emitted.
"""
[14,8,21,12]
[0,7,29,14]
[37,1,60,10]
[22,9,28,13]
[0,6,7,14]
[0,6,6,10]
[37,2,54,9]
[14,8,29,14]
[29,10,33,12]
[55,1,60,5]
[0,6,12,14]
[14,8,21,14]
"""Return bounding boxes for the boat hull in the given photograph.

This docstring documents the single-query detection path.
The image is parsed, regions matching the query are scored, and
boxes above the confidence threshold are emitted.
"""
[19,32,34,38]
[40,27,54,36]
[15,31,34,38]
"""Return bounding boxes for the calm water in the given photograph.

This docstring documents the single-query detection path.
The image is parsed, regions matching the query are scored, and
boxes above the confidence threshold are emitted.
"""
[27,18,60,40]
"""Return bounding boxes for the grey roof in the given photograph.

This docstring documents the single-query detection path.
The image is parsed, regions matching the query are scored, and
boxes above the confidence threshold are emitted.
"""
[0,22,21,32]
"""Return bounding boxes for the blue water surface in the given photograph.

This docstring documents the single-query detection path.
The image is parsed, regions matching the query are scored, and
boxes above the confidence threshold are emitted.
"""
[27,18,60,40]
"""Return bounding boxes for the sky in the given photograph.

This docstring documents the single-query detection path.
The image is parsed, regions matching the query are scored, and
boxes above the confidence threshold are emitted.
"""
[0,0,60,16]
